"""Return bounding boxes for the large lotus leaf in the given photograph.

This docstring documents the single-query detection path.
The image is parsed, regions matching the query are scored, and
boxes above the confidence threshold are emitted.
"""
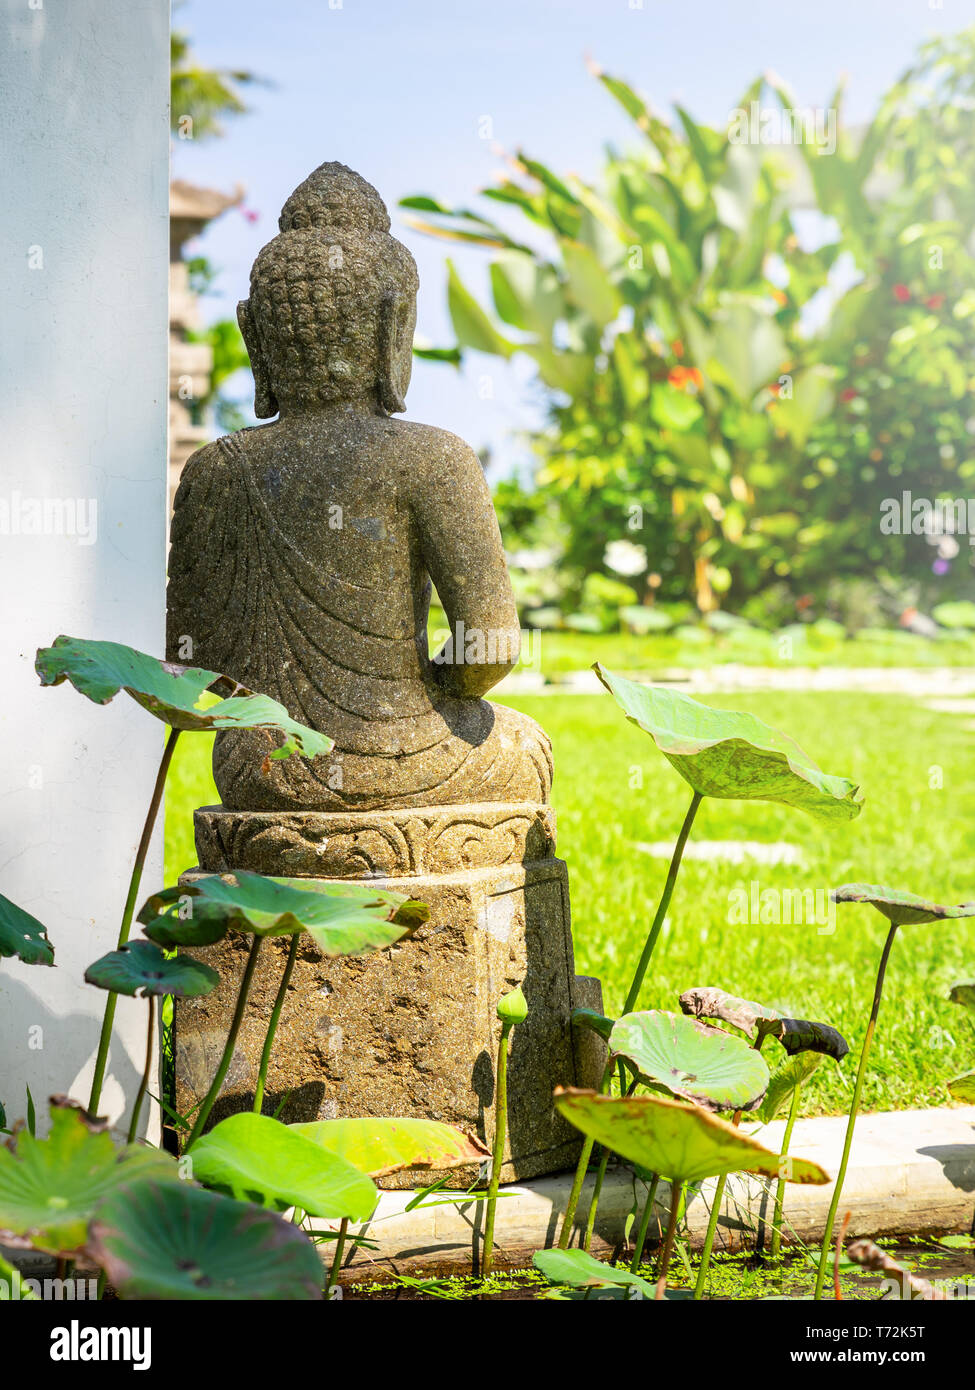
[88,1182,323,1300]
[188,1113,377,1222]
[0,893,54,966]
[35,636,333,761]
[679,987,849,1062]
[553,1087,830,1187]
[609,1010,769,1112]
[289,1117,489,1178]
[758,1054,823,1125]
[949,982,975,1014]
[948,1071,975,1103]
[593,664,862,822]
[533,1247,654,1298]
[0,1103,177,1255]
[832,884,975,926]
[161,872,427,952]
[84,940,219,999]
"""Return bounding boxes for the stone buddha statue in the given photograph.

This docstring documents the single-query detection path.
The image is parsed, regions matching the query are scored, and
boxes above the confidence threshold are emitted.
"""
[167,162,552,813]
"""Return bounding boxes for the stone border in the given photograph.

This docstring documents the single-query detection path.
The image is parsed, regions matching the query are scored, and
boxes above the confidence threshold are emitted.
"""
[318,1104,975,1274]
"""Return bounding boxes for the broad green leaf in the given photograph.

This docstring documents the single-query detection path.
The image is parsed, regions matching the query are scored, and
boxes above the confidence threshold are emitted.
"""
[289,1117,489,1178]
[140,873,427,954]
[609,1010,769,1112]
[948,1071,975,1103]
[713,143,762,234]
[554,1087,830,1186]
[489,252,563,337]
[533,1247,654,1298]
[561,239,623,329]
[84,940,219,999]
[679,987,849,1061]
[446,260,513,358]
[708,297,786,402]
[88,1182,323,1300]
[571,1007,616,1042]
[758,1054,823,1125]
[188,1113,377,1222]
[832,884,975,926]
[932,601,975,630]
[0,1103,176,1255]
[948,982,975,1013]
[0,894,54,966]
[594,664,862,822]
[35,636,333,761]
[774,365,836,450]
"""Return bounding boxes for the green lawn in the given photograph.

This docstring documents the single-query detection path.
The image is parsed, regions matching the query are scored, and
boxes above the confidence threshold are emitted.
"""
[165,686,975,1118]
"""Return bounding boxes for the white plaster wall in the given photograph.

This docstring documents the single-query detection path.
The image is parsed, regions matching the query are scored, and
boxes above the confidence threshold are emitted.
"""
[0,0,170,1135]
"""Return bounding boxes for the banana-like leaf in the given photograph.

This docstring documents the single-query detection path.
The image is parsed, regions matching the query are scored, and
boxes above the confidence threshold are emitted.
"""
[594,664,862,822]
[88,1182,323,1300]
[446,260,513,358]
[949,982,975,1013]
[609,1010,769,1112]
[140,873,427,955]
[553,1088,830,1186]
[679,987,849,1061]
[289,1117,488,1178]
[533,1247,654,1298]
[0,893,54,966]
[35,636,333,761]
[948,1070,975,1103]
[188,1113,378,1222]
[832,884,975,926]
[0,1102,177,1255]
[84,940,219,999]
[758,1054,823,1125]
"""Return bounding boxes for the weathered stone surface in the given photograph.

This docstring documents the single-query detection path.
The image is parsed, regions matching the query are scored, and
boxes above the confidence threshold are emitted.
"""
[175,851,605,1187]
[166,162,603,1182]
[194,801,557,878]
[166,161,552,811]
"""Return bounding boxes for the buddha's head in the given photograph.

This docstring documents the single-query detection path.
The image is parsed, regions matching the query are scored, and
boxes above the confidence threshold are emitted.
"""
[238,162,418,418]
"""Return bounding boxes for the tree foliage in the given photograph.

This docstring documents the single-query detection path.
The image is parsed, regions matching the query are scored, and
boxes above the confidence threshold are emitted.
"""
[404,32,975,619]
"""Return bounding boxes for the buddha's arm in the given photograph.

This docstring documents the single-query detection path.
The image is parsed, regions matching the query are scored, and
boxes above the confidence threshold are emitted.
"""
[414,435,521,698]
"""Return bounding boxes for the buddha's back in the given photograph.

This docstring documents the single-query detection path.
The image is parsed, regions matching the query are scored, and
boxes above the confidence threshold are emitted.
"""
[166,162,552,812]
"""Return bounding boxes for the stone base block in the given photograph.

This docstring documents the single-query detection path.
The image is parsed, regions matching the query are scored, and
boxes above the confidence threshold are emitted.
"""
[175,803,604,1187]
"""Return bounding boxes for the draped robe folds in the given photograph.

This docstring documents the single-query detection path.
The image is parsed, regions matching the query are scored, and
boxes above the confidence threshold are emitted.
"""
[166,426,553,811]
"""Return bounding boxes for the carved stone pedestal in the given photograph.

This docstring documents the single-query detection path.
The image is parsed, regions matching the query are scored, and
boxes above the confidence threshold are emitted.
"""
[175,802,604,1187]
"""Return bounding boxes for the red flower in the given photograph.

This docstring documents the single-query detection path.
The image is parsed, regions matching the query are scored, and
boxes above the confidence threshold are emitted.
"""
[925,293,945,310]
[840,388,858,402]
[668,366,703,391]
[893,283,911,302]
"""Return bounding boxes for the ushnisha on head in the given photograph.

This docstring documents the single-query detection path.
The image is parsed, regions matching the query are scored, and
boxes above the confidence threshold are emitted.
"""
[238,162,419,419]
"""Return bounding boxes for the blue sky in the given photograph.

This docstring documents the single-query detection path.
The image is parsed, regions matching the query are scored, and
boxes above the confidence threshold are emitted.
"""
[174,0,973,477]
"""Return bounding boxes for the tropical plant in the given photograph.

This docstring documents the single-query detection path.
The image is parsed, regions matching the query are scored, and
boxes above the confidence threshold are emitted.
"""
[677,986,848,1295]
[35,635,333,1117]
[811,885,975,1299]
[554,1088,829,1299]
[404,31,975,619]
[557,665,860,1246]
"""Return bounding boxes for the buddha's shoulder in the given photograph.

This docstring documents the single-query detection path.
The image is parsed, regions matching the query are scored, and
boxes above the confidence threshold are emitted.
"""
[383,418,483,474]
[173,427,272,498]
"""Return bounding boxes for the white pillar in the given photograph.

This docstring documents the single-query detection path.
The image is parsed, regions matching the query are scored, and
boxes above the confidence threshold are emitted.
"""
[0,0,170,1135]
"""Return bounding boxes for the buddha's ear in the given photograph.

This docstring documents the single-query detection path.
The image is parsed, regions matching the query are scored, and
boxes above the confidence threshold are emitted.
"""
[377,292,412,415]
[237,298,279,419]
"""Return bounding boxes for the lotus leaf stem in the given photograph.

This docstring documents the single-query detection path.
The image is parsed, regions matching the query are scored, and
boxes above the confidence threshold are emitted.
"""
[770,1081,803,1259]
[126,995,156,1144]
[481,1016,514,1278]
[88,727,180,1114]
[630,1173,660,1272]
[814,923,898,1299]
[186,934,263,1146]
[655,1181,683,1301]
[253,932,300,1114]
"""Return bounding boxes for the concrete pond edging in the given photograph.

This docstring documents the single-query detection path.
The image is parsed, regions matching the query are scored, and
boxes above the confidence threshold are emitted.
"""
[320,1104,975,1276]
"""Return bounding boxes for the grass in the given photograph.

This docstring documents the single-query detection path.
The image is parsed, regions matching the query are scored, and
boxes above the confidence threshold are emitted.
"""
[520,627,975,676]
[164,686,975,1118]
